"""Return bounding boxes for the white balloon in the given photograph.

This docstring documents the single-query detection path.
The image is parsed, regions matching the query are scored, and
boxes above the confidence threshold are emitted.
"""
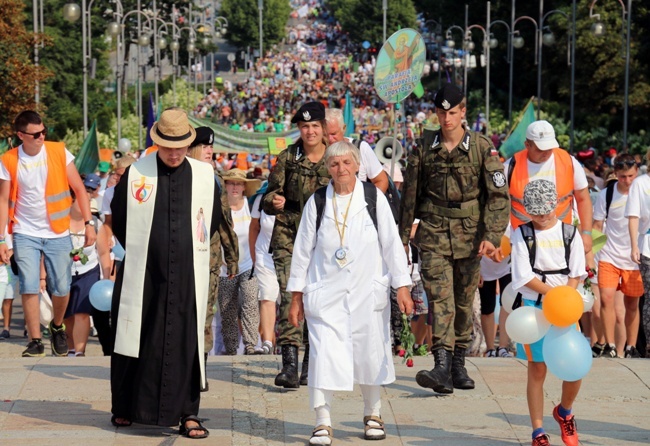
[505,306,552,344]
[577,284,595,312]
[501,283,518,313]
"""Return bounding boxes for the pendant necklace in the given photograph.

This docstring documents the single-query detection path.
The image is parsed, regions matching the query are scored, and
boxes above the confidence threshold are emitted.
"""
[332,187,354,261]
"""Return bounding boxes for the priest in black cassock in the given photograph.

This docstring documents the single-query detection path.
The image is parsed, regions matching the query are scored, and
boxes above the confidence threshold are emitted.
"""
[109,109,220,439]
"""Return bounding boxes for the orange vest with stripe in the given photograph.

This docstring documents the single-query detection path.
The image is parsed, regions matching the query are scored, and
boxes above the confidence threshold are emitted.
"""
[509,148,575,230]
[2,142,72,234]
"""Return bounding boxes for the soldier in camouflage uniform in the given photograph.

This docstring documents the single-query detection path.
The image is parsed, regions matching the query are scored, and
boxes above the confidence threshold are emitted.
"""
[187,127,239,392]
[263,102,331,388]
[398,84,510,394]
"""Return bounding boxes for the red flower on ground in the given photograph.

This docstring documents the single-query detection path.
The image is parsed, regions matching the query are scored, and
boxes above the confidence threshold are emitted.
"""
[406,358,414,367]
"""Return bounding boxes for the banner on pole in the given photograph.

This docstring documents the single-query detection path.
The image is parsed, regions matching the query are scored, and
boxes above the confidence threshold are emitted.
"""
[75,120,100,175]
[499,99,536,159]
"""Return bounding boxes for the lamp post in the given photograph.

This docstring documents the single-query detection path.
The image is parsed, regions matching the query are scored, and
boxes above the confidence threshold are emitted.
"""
[589,0,632,151]
[212,16,228,91]
[488,19,511,126]
[382,0,387,43]
[423,19,443,89]
[445,25,465,91]
[258,0,263,60]
[511,6,539,129]
[466,21,488,129]
[34,0,44,106]
[178,25,198,108]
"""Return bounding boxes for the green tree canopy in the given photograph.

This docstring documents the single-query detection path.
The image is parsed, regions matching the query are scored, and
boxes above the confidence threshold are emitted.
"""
[221,0,291,50]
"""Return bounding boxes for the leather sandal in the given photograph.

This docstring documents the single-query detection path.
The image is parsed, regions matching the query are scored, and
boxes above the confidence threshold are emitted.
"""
[309,424,333,445]
[179,415,210,439]
[363,415,386,441]
[110,415,132,427]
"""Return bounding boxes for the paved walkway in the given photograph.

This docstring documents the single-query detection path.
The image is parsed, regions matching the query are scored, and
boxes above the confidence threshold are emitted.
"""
[0,347,649,445]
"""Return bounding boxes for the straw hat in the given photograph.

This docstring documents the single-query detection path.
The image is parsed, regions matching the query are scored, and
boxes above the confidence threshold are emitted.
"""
[150,109,196,148]
[221,169,262,197]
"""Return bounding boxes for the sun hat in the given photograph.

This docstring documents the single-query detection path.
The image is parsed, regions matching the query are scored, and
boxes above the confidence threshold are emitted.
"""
[526,120,559,151]
[150,109,196,148]
[523,179,557,216]
[221,169,262,197]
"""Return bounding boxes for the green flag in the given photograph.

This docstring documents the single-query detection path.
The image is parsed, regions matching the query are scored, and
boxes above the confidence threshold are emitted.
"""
[75,120,100,175]
[499,100,536,159]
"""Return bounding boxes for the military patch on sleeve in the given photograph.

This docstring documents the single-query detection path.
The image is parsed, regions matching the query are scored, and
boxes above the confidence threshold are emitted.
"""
[492,171,506,188]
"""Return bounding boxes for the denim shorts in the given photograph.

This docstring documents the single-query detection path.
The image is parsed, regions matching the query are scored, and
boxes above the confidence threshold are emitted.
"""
[13,233,72,296]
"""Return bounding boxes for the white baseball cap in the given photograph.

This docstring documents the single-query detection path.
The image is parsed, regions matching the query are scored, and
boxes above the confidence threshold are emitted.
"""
[526,120,559,151]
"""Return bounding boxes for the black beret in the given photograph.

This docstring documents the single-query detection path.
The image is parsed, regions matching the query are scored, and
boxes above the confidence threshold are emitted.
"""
[291,102,326,124]
[433,83,464,110]
[191,126,214,147]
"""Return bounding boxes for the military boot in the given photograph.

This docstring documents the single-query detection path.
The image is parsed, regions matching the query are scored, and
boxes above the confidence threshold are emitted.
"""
[274,345,300,388]
[451,346,475,389]
[415,348,453,394]
[299,344,309,386]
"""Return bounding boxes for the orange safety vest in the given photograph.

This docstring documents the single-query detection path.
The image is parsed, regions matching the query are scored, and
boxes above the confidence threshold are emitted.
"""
[1,141,72,234]
[508,148,575,230]
[144,145,159,156]
[235,152,249,170]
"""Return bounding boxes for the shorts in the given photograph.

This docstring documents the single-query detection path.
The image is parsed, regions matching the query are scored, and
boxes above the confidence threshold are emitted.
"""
[411,280,428,316]
[65,264,100,318]
[479,274,512,315]
[597,261,644,297]
[0,268,17,300]
[255,263,280,302]
[13,233,72,296]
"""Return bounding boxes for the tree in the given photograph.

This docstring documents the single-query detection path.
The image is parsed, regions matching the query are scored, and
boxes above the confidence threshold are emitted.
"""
[221,0,291,50]
[0,0,52,139]
[333,0,417,46]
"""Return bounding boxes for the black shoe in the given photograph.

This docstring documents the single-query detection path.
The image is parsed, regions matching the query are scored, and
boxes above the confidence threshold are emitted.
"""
[300,344,309,386]
[48,321,68,357]
[601,344,617,358]
[591,342,605,358]
[451,346,475,389]
[274,345,300,388]
[415,348,453,394]
[0,329,9,339]
[625,345,641,358]
[22,339,45,357]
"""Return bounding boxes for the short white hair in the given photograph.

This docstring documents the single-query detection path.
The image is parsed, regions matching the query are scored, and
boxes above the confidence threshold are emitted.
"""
[325,108,345,130]
[324,140,360,167]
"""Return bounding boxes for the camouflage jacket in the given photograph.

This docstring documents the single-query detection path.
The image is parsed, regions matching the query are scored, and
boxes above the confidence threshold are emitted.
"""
[398,128,510,259]
[210,173,239,276]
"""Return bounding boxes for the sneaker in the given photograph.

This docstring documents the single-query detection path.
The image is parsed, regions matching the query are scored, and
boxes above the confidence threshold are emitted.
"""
[244,345,257,355]
[90,327,98,337]
[625,345,641,358]
[532,433,551,446]
[261,340,273,355]
[22,339,45,357]
[591,342,605,358]
[48,322,68,357]
[0,329,9,339]
[497,347,513,358]
[553,405,579,446]
[601,344,617,358]
[485,349,496,357]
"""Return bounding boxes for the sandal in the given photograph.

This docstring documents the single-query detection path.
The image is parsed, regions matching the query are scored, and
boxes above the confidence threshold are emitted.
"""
[179,415,210,439]
[363,415,386,441]
[110,415,132,427]
[309,424,333,445]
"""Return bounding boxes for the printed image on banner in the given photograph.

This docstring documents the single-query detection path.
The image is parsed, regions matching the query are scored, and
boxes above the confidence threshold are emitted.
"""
[374,29,426,104]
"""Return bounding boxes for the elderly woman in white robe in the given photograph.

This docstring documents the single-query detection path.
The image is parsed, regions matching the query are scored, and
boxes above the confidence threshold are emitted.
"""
[288,140,413,445]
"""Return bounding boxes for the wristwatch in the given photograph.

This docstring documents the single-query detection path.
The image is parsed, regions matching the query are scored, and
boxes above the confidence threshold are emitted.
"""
[84,220,95,227]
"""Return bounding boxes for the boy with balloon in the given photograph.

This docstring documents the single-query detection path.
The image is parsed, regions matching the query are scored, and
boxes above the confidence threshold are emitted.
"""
[509,180,588,446]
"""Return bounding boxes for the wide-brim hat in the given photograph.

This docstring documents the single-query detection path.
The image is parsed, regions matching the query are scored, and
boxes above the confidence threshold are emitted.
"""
[221,169,262,197]
[150,109,196,148]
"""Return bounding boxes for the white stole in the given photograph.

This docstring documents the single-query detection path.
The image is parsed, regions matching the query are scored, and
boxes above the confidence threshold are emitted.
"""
[114,154,214,385]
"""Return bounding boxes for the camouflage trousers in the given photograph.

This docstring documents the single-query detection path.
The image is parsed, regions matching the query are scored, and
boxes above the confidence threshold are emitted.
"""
[419,251,481,351]
[204,270,220,354]
[273,254,308,347]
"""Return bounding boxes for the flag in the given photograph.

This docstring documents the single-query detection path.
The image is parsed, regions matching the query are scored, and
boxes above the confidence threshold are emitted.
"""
[75,120,100,175]
[343,90,355,137]
[499,99,536,159]
[413,82,424,99]
[146,92,156,148]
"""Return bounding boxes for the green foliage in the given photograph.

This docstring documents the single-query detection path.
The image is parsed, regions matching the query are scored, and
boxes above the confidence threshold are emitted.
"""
[221,0,291,49]
[63,114,144,154]
[159,78,204,113]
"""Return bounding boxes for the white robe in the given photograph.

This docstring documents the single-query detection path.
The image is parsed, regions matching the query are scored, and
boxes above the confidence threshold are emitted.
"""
[287,179,411,391]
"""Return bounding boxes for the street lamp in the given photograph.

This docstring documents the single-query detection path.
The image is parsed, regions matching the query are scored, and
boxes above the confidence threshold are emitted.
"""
[423,19,443,90]
[488,19,511,126]
[258,0,263,60]
[589,0,632,151]
[445,25,465,91]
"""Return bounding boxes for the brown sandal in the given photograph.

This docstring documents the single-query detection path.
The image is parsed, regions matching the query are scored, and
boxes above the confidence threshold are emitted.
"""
[310,424,333,445]
[363,415,386,440]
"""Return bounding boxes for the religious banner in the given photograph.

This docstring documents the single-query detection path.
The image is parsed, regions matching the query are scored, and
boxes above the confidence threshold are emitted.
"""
[268,136,291,155]
[374,29,426,104]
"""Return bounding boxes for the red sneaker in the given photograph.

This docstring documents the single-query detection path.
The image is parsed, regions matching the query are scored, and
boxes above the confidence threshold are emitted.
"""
[553,405,579,446]
[532,433,551,446]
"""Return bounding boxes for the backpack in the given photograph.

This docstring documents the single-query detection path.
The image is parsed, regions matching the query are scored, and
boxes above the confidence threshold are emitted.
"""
[313,182,378,234]
[512,221,577,308]
[605,180,617,220]
[351,138,401,224]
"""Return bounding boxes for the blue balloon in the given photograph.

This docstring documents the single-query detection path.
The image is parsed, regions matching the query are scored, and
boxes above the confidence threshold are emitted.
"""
[362,40,371,49]
[542,326,593,382]
[89,279,114,312]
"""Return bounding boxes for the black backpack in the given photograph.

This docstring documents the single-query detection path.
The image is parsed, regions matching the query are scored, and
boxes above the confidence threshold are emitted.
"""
[351,138,401,224]
[512,221,577,308]
[313,182,378,234]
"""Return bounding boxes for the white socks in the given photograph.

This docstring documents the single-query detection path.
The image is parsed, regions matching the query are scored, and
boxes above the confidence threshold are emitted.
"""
[360,384,383,436]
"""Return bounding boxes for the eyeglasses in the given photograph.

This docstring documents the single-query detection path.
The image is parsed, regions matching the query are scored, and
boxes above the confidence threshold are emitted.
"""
[20,128,47,139]
[614,160,636,170]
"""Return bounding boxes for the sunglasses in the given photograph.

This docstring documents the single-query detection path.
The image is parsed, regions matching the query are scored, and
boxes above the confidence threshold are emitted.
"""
[614,160,636,170]
[20,128,47,139]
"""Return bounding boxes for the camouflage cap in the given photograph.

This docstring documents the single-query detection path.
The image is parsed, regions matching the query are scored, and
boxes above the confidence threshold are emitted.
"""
[523,179,557,215]
[434,83,464,110]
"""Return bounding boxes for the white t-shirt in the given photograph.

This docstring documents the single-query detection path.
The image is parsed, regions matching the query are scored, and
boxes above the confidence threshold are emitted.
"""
[0,145,75,238]
[250,194,275,269]
[511,220,586,302]
[220,201,253,276]
[346,138,383,182]
[101,186,116,216]
[624,174,650,258]
[594,184,637,270]
[503,153,588,191]
[480,225,512,281]
[383,162,404,183]
[70,220,102,275]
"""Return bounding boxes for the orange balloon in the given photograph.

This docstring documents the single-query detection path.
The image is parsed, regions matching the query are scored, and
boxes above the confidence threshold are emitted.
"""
[542,286,584,327]
[500,235,512,257]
